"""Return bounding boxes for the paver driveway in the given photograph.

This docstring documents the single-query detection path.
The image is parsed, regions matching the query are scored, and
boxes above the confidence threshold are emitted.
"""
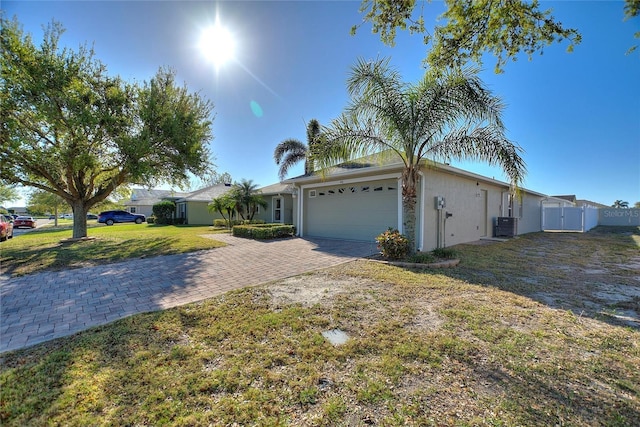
[0,235,377,353]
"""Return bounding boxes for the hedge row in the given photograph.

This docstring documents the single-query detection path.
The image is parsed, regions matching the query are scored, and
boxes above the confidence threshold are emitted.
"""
[147,216,185,225]
[232,224,295,239]
[213,219,265,227]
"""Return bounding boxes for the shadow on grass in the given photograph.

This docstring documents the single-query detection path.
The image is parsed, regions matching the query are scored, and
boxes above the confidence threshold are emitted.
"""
[428,226,640,330]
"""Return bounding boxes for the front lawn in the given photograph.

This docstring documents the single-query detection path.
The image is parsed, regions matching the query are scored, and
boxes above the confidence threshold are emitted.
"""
[1,227,638,425]
[0,224,227,276]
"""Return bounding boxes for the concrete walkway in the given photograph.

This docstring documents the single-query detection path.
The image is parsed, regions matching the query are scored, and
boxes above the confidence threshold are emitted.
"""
[0,236,377,353]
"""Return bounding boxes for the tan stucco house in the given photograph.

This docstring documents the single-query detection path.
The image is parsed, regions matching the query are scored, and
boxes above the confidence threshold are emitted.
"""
[284,156,550,251]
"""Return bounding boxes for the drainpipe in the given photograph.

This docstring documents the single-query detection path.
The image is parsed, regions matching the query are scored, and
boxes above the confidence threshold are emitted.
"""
[443,211,453,248]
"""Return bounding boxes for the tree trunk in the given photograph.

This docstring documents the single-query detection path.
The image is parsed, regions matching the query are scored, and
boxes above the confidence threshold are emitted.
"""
[70,200,89,239]
[402,166,419,254]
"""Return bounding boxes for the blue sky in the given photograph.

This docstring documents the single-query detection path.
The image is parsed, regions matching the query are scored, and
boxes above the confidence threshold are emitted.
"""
[5,0,640,207]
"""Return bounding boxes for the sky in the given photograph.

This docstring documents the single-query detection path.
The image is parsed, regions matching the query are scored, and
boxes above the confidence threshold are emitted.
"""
[4,0,640,207]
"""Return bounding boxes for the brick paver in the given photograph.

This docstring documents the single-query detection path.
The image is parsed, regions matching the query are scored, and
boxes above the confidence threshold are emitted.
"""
[0,236,377,353]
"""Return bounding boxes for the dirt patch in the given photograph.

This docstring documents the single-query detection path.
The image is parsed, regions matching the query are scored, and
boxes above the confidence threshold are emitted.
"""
[269,275,380,307]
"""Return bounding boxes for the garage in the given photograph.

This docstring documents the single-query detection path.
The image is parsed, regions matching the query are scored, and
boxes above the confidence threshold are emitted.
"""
[303,179,399,241]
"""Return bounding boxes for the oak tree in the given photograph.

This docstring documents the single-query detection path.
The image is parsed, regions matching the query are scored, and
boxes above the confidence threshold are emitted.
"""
[0,18,214,238]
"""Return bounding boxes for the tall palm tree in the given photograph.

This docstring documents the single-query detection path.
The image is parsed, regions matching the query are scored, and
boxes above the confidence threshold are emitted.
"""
[612,200,629,208]
[273,119,322,181]
[318,58,526,252]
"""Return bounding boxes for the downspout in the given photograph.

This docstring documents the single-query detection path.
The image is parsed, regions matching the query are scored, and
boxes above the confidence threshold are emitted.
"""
[397,177,403,234]
[296,185,303,237]
[418,171,425,251]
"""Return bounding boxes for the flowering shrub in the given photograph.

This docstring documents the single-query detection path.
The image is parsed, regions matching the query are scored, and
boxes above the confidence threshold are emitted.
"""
[375,228,410,260]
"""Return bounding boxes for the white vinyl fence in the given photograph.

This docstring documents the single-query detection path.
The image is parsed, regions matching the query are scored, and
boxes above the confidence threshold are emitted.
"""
[542,206,600,232]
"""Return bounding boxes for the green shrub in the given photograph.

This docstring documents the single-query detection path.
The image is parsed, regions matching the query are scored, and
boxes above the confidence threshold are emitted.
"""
[432,247,457,259]
[243,219,265,225]
[215,218,266,228]
[232,224,295,239]
[407,252,437,264]
[152,201,176,224]
[213,219,228,227]
[375,228,409,260]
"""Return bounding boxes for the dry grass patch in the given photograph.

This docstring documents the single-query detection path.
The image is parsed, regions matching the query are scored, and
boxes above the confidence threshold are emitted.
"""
[1,227,638,425]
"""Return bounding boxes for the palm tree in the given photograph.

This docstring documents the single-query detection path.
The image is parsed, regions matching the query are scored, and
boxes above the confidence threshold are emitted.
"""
[318,58,526,252]
[612,200,629,208]
[233,179,268,221]
[273,119,322,181]
[208,194,236,228]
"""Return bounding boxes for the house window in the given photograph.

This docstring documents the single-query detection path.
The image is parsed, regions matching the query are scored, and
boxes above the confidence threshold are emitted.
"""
[309,190,316,198]
[273,197,283,223]
[130,207,136,213]
[506,194,523,218]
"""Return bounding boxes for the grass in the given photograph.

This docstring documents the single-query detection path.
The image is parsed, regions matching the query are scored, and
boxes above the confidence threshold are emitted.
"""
[1,226,639,425]
[0,223,227,276]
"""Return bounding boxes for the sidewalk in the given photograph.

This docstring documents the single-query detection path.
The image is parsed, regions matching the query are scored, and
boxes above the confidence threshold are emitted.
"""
[0,236,377,353]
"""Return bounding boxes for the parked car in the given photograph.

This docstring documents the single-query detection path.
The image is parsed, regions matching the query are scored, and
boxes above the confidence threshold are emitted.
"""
[62,214,73,219]
[87,213,98,220]
[14,216,37,229]
[0,215,14,241]
[98,210,146,226]
[49,214,56,219]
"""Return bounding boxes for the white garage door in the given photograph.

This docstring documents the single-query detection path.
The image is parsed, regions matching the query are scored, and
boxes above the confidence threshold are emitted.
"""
[304,179,399,241]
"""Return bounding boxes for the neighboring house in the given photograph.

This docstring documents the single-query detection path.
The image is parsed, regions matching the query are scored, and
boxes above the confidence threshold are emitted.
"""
[124,188,188,217]
[174,183,234,224]
[123,183,294,225]
[575,199,608,209]
[174,182,295,225]
[546,196,607,209]
[542,196,576,208]
[7,206,28,215]
[284,155,551,251]
[552,195,577,205]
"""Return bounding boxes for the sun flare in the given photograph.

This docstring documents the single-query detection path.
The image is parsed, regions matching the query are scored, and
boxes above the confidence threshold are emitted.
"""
[199,24,236,68]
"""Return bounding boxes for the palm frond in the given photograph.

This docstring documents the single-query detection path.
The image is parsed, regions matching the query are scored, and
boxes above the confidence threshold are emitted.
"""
[428,126,526,186]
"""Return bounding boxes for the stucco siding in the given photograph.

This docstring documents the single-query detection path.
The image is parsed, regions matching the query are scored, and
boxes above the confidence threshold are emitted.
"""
[303,179,399,242]
[187,201,220,225]
[416,168,548,250]
[126,205,154,218]
[421,171,505,250]
[517,193,544,234]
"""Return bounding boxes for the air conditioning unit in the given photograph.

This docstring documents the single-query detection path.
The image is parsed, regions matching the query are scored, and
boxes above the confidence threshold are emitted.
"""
[495,217,517,237]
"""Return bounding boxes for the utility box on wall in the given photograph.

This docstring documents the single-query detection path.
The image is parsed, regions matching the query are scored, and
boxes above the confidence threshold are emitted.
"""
[495,217,517,237]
